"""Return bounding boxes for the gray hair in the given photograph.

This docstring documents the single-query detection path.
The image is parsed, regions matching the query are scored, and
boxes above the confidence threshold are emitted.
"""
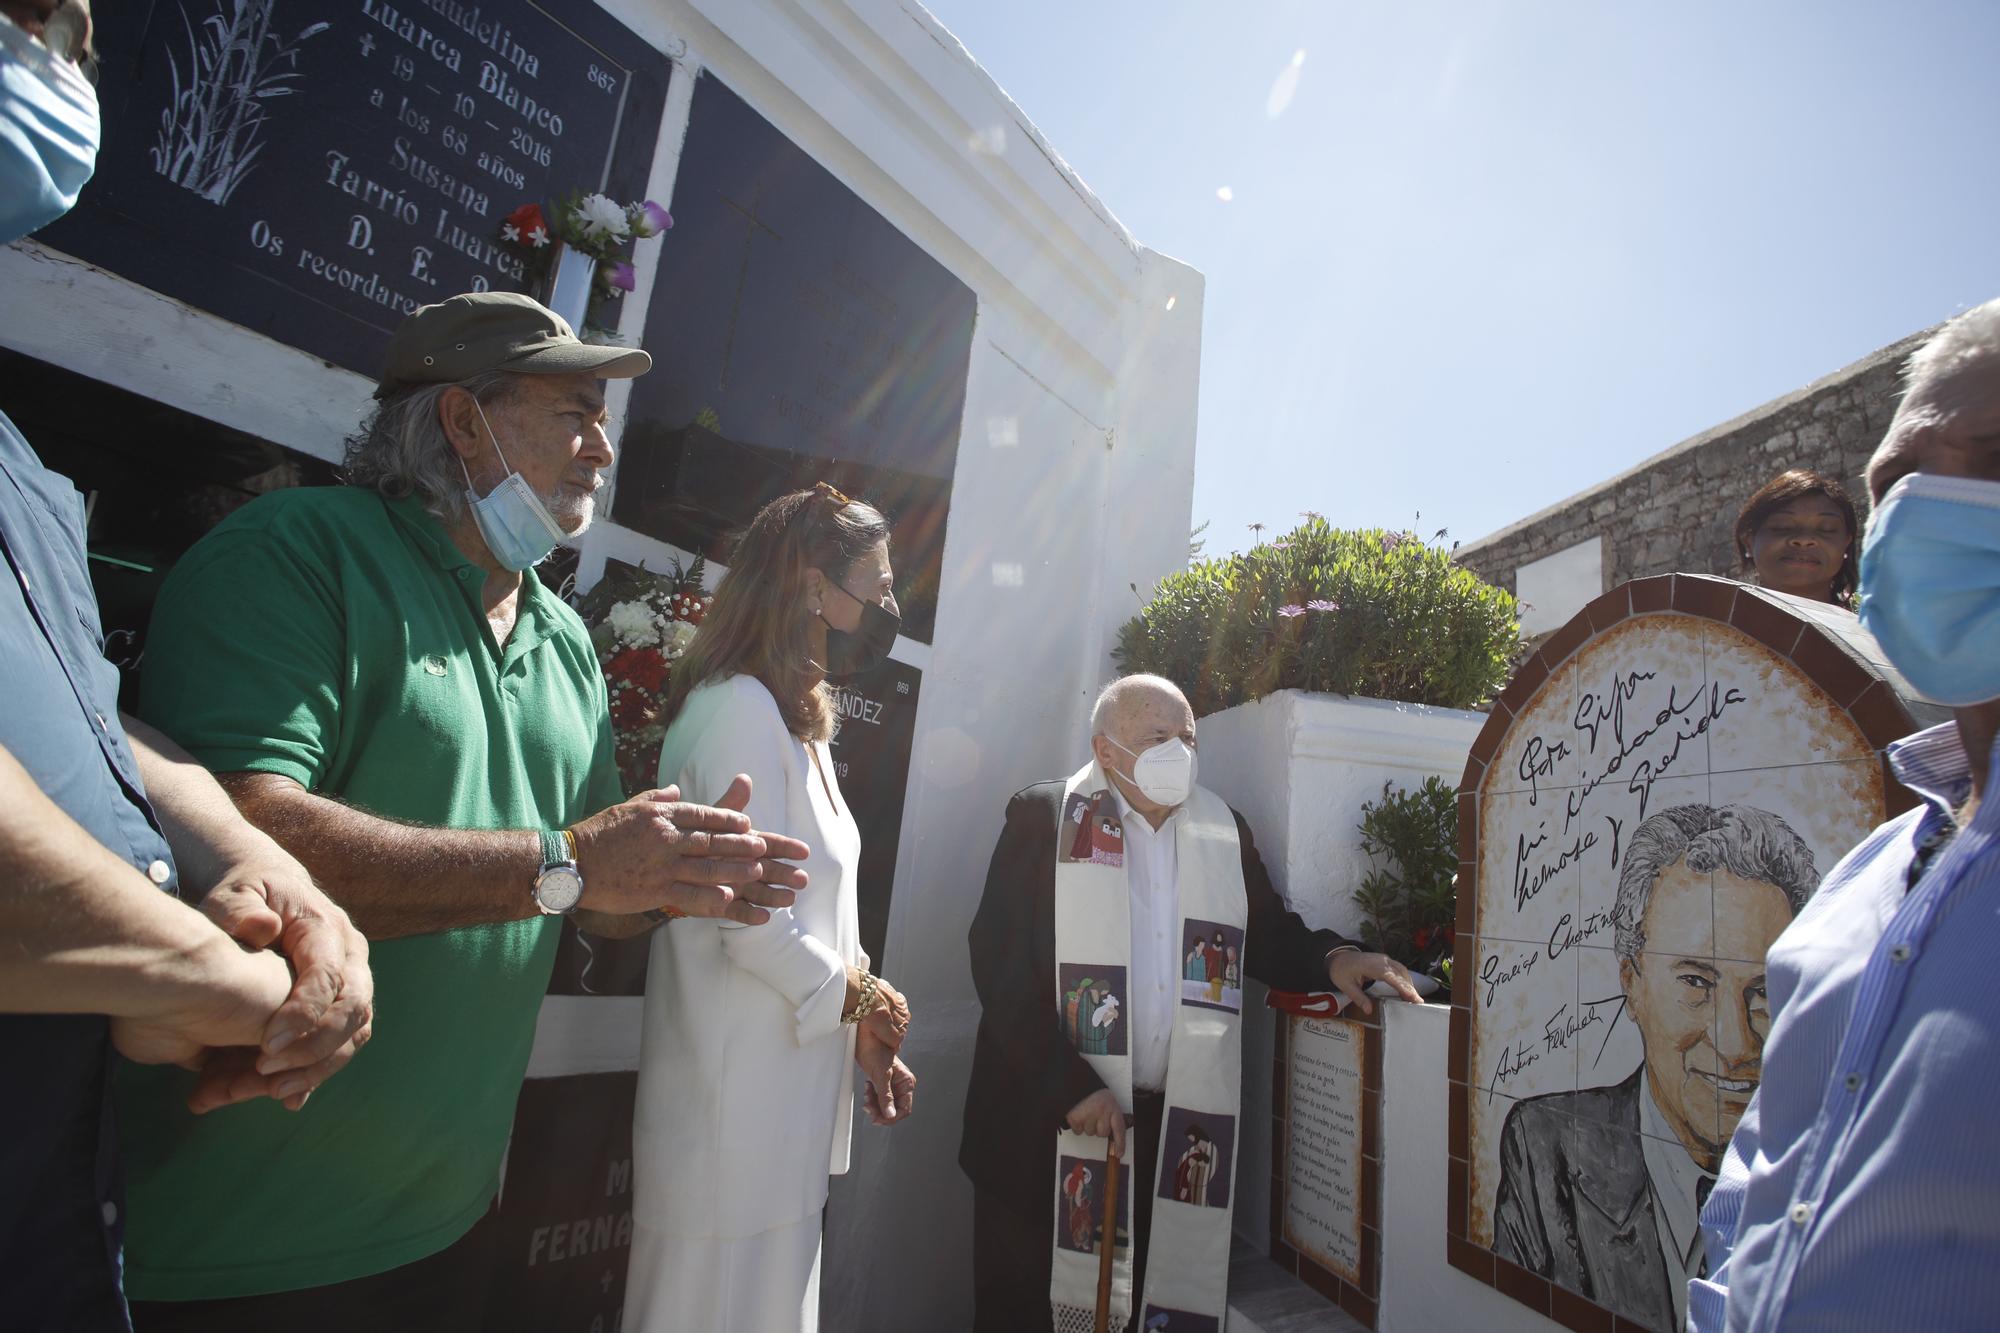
[1612,804,1819,962]
[341,370,517,521]
[1869,296,2000,500]
[1090,673,1186,740]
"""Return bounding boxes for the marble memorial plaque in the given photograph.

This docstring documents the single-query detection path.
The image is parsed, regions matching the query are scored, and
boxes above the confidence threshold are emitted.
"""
[613,72,975,644]
[41,0,669,376]
[1282,1013,1367,1286]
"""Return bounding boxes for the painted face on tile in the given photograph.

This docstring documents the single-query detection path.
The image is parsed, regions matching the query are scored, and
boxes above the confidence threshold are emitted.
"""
[1620,863,1794,1167]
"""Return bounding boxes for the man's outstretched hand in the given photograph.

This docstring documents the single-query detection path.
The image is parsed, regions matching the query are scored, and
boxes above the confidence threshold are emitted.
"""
[572,776,811,924]
[1327,948,1424,1015]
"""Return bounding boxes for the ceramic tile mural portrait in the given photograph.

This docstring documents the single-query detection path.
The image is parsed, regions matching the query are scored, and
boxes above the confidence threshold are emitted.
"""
[1466,613,1885,1331]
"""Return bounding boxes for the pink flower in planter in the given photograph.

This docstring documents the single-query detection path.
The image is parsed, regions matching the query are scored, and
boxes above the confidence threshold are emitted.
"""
[1276,604,1306,618]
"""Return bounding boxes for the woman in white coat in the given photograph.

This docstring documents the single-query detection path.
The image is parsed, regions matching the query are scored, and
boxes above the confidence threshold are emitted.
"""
[625,483,917,1333]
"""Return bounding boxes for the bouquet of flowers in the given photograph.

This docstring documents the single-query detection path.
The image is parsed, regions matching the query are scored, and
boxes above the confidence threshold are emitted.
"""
[499,191,673,304]
[571,556,710,795]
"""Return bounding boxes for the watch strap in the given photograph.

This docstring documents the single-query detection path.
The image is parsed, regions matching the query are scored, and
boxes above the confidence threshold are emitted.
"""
[537,828,572,871]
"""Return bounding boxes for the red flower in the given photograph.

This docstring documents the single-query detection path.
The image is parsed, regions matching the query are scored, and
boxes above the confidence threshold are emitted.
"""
[1413,926,1435,951]
[609,687,651,732]
[502,202,546,245]
[605,647,670,694]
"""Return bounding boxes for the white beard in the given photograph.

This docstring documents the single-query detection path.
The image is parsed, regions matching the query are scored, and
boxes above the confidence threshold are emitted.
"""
[546,487,597,534]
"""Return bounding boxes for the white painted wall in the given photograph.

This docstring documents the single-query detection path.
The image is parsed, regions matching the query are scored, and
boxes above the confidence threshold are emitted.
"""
[1195,691,1486,942]
[1514,536,1604,638]
[1193,691,1484,1258]
[1377,1004,1561,1333]
[1,3,1202,1330]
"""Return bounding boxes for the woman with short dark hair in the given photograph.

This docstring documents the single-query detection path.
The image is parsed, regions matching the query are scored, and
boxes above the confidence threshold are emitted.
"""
[625,483,917,1333]
[1733,469,1859,606]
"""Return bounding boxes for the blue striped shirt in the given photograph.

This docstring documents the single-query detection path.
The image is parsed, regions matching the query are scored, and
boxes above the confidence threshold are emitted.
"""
[1689,722,2000,1332]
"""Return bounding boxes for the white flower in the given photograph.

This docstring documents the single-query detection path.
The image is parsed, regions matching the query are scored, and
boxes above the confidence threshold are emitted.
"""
[663,620,698,657]
[606,600,660,648]
[527,225,549,248]
[573,193,631,241]
[501,223,521,243]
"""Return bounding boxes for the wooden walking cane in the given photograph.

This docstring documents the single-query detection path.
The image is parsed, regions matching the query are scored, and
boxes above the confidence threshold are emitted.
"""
[1093,1144,1122,1333]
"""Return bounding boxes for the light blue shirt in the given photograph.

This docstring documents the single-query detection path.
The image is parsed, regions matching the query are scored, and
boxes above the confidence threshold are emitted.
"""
[1689,722,2000,1332]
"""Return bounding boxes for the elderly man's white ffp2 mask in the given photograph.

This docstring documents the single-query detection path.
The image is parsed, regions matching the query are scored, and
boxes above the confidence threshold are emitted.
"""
[1107,736,1196,807]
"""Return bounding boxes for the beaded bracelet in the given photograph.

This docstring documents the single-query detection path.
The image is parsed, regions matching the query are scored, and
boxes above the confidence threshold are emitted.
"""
[842,970,881,1025]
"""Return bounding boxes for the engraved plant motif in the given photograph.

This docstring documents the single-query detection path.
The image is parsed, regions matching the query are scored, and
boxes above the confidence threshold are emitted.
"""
[151,0,329,205]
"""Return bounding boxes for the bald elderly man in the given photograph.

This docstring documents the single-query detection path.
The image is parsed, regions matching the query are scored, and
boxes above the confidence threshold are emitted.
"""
[1689,296,2000,1331]
[960,674,1418,1331]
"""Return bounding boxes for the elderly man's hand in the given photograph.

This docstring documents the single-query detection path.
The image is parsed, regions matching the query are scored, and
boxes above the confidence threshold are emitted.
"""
[572,776,811,924]
[1065,1088,1126,1158]
[193,848,376,1113]
[1327,948,1424,1015]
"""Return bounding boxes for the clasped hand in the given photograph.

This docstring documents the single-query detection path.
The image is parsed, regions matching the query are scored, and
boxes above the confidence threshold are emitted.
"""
[854,972,915,1126]
[115,842,375,1116]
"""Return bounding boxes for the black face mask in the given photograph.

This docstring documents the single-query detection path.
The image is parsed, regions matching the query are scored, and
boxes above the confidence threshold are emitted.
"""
[822,581,900,678]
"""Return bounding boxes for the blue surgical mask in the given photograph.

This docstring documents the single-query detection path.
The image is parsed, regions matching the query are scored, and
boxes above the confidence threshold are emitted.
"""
[0,13,98,245]
[459,402,567,571]
[1858,472,2000,706]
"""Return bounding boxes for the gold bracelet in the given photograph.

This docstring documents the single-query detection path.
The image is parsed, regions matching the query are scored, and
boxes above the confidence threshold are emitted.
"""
[842,971,880,1025]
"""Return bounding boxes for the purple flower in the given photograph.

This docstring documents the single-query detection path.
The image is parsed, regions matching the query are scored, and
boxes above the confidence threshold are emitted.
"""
[1381,531,1406,551]
[1277,604,1306,618]
[631,200,674,237]
[1306,599,1340,612]
[1272,540,1292,550]
[607,261,637,292]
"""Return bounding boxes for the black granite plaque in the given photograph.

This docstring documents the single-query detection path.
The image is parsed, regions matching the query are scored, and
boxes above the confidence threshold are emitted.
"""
[39,0,669,377]
[484,1071,637,1331]
[827,657,921,970]
[613,72,975,644]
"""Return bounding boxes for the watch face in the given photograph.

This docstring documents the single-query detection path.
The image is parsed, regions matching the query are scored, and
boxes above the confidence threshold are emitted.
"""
[535,865,584,915]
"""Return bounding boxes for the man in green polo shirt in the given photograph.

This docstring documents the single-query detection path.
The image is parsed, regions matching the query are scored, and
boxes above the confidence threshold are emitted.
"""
[120,294,812,1331]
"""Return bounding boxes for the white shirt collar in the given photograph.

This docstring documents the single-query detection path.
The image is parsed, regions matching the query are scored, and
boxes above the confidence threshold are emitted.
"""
[1638,1072,1715,1269]
[1105,777,1182,836]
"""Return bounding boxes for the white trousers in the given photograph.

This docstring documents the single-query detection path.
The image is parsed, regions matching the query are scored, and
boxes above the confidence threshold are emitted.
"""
[624,1214,823,1333]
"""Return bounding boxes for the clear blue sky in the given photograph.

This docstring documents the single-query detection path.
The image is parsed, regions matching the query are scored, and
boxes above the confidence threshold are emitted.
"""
[919,0,2000,557]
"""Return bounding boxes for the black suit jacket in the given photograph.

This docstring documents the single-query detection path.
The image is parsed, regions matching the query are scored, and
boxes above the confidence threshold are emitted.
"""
[957,781,1353,1218]
[1491,1068,1676,1330]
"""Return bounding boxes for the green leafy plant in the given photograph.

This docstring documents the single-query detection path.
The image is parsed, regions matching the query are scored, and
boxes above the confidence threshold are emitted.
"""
[1112,517,1523,716]
[1353,777,1459,974]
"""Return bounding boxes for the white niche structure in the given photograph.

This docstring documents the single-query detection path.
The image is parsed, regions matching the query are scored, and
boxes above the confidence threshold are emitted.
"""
[1194,689,1485,1259]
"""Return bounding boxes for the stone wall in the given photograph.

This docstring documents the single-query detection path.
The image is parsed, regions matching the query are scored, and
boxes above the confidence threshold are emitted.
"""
[1455,328,1930,613]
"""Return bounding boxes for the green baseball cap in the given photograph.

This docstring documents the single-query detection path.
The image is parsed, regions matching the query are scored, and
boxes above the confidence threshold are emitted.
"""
[374,291,652,398]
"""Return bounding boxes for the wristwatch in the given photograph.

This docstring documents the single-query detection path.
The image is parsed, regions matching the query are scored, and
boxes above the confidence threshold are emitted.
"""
[532,828,584,916]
